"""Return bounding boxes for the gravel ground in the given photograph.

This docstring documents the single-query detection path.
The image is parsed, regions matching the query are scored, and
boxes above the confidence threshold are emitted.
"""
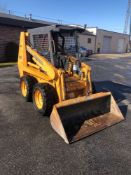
[0,57,131,175]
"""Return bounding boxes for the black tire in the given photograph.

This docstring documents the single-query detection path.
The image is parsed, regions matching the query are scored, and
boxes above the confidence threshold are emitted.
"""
[20,76,37,102]
[32,83,58,116]
[92,81,96,93]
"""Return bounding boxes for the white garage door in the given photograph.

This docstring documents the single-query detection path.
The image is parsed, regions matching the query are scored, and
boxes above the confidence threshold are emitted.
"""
[117,39,125,53]
[102,36,112,53]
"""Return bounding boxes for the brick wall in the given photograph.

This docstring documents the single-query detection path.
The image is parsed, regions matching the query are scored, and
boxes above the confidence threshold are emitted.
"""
[0,25,24,62]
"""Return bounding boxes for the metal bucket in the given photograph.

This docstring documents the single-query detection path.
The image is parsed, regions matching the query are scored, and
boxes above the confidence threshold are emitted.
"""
[50,92,124,144]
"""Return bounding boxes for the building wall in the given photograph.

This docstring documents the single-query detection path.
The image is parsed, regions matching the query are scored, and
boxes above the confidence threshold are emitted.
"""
[96,29,130,53]
[0,25,23,62]
[78,34,96,52]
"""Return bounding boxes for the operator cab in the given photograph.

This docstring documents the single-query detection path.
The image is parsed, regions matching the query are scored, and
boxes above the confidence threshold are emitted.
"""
[28,25,84,70]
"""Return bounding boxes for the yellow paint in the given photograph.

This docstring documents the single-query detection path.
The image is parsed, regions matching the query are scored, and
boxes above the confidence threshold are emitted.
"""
[34,89,43,109]
[21,80,27,97]
[18,32,92,103]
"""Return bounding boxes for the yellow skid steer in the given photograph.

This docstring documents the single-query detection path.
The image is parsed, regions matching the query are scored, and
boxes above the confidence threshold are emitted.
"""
[18,25,124,144]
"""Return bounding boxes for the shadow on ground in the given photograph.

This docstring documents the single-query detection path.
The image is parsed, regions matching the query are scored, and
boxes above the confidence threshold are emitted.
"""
[94,81,131,117]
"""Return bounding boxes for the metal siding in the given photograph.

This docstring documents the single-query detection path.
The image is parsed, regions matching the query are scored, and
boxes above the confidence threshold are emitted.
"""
[102,36,112,53]
[117,39,125,53]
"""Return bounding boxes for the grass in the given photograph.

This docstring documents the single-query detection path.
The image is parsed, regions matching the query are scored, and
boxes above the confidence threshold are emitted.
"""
[0,62,17,68]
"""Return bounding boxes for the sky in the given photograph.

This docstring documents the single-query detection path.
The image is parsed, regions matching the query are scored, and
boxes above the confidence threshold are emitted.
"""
[0,0,128,33]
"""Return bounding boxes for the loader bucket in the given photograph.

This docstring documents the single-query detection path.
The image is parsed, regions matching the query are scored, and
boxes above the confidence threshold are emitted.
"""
[50,92,124,144]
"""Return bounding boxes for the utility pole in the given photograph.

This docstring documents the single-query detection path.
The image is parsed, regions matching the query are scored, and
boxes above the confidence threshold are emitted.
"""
[124,0,131,34]
[29,14,32,20]
[124,0,131,50]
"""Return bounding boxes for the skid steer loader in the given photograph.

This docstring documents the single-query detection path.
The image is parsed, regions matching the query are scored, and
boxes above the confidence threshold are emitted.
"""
[18,25,124,144]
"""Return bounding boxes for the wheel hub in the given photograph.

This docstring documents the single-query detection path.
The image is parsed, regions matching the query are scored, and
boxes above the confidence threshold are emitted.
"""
[34,89,43,109]
[21,81,27,97]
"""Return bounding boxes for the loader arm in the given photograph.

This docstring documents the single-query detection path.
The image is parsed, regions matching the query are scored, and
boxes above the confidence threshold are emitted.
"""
[26,45,57,80]
[18,32,58,81]
[18,32,66,101]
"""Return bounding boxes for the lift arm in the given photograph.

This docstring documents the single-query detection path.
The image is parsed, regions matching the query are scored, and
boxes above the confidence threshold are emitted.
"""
[18,32,58,80]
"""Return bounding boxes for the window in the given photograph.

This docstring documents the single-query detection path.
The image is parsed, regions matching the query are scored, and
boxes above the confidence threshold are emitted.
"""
[88,38,91,44]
